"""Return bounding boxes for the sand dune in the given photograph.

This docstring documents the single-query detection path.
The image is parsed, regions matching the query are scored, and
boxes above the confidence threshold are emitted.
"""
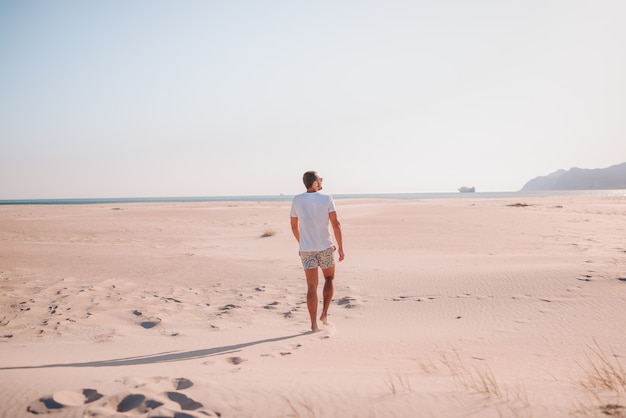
[1,196,625,417]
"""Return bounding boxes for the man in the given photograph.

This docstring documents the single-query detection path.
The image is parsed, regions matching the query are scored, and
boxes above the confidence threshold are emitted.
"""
[290,171,344,332]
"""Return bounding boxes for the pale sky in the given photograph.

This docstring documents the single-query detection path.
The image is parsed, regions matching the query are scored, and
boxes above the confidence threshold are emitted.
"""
[1,1,625,199]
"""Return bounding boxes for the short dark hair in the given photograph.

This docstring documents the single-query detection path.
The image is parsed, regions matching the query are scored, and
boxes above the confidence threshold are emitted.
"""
[303,171,319,189]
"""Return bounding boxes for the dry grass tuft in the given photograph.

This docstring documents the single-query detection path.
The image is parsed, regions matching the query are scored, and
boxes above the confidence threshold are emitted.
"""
[418,351,535,415]
[600,404,625,417]
[261,229,277,237]
[385,371,412,395]
[419,351,503,398]
[574,340,626,417]
[438,351,502,398]
[284,398,316,418]
[578,340,626,395]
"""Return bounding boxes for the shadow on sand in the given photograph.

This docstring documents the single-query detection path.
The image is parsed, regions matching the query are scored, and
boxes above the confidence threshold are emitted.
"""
[0,332,308,370]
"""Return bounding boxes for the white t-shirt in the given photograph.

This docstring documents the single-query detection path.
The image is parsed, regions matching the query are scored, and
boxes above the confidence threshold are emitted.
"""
[290,192,337,252]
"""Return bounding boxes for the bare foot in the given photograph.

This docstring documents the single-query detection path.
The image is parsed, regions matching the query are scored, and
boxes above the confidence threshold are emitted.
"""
[311,325,320,333]
[320,314,328,325]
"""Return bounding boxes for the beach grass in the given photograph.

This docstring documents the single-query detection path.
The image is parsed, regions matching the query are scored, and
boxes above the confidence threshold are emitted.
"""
[572,340,626,417]
[578,340,626,396]
[385,371,412,396]
[284,398,316,418]
[437,351,502,399]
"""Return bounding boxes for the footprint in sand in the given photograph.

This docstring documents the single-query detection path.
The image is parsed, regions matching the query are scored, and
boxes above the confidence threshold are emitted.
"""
[28,377,219,417]
[117,393,163,413]
[140,318,161,329]
[27,388,104,414]
[219,303,241,311]
[390,295,437,302]
[166,391,203,410]
[337,296,358,308]
[228,356,246,365]
[132,310,162,329]
[264,301,280,310]
[174,377,194,390]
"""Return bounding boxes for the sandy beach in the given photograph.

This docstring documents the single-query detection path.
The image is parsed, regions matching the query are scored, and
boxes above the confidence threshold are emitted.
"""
[1,196,625,417]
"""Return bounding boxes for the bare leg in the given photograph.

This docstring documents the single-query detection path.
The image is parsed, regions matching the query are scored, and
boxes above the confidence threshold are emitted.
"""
[320,265,335,325]
[305,268,320,332]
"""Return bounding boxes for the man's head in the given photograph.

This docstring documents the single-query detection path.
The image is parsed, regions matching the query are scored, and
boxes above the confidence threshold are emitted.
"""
[303,171,323,191]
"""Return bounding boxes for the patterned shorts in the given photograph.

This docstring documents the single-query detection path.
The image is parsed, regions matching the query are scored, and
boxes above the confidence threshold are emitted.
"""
[299,246,336,270]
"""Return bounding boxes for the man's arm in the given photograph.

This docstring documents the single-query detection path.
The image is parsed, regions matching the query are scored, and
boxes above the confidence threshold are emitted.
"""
[290,216,300,243]
[329,211,344,261]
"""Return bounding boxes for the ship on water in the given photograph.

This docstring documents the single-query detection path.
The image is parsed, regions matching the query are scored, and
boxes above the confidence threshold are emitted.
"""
[458,186,475,193]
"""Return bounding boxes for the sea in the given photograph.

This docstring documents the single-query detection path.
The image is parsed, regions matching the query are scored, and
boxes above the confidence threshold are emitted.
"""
[0,190,624,205]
